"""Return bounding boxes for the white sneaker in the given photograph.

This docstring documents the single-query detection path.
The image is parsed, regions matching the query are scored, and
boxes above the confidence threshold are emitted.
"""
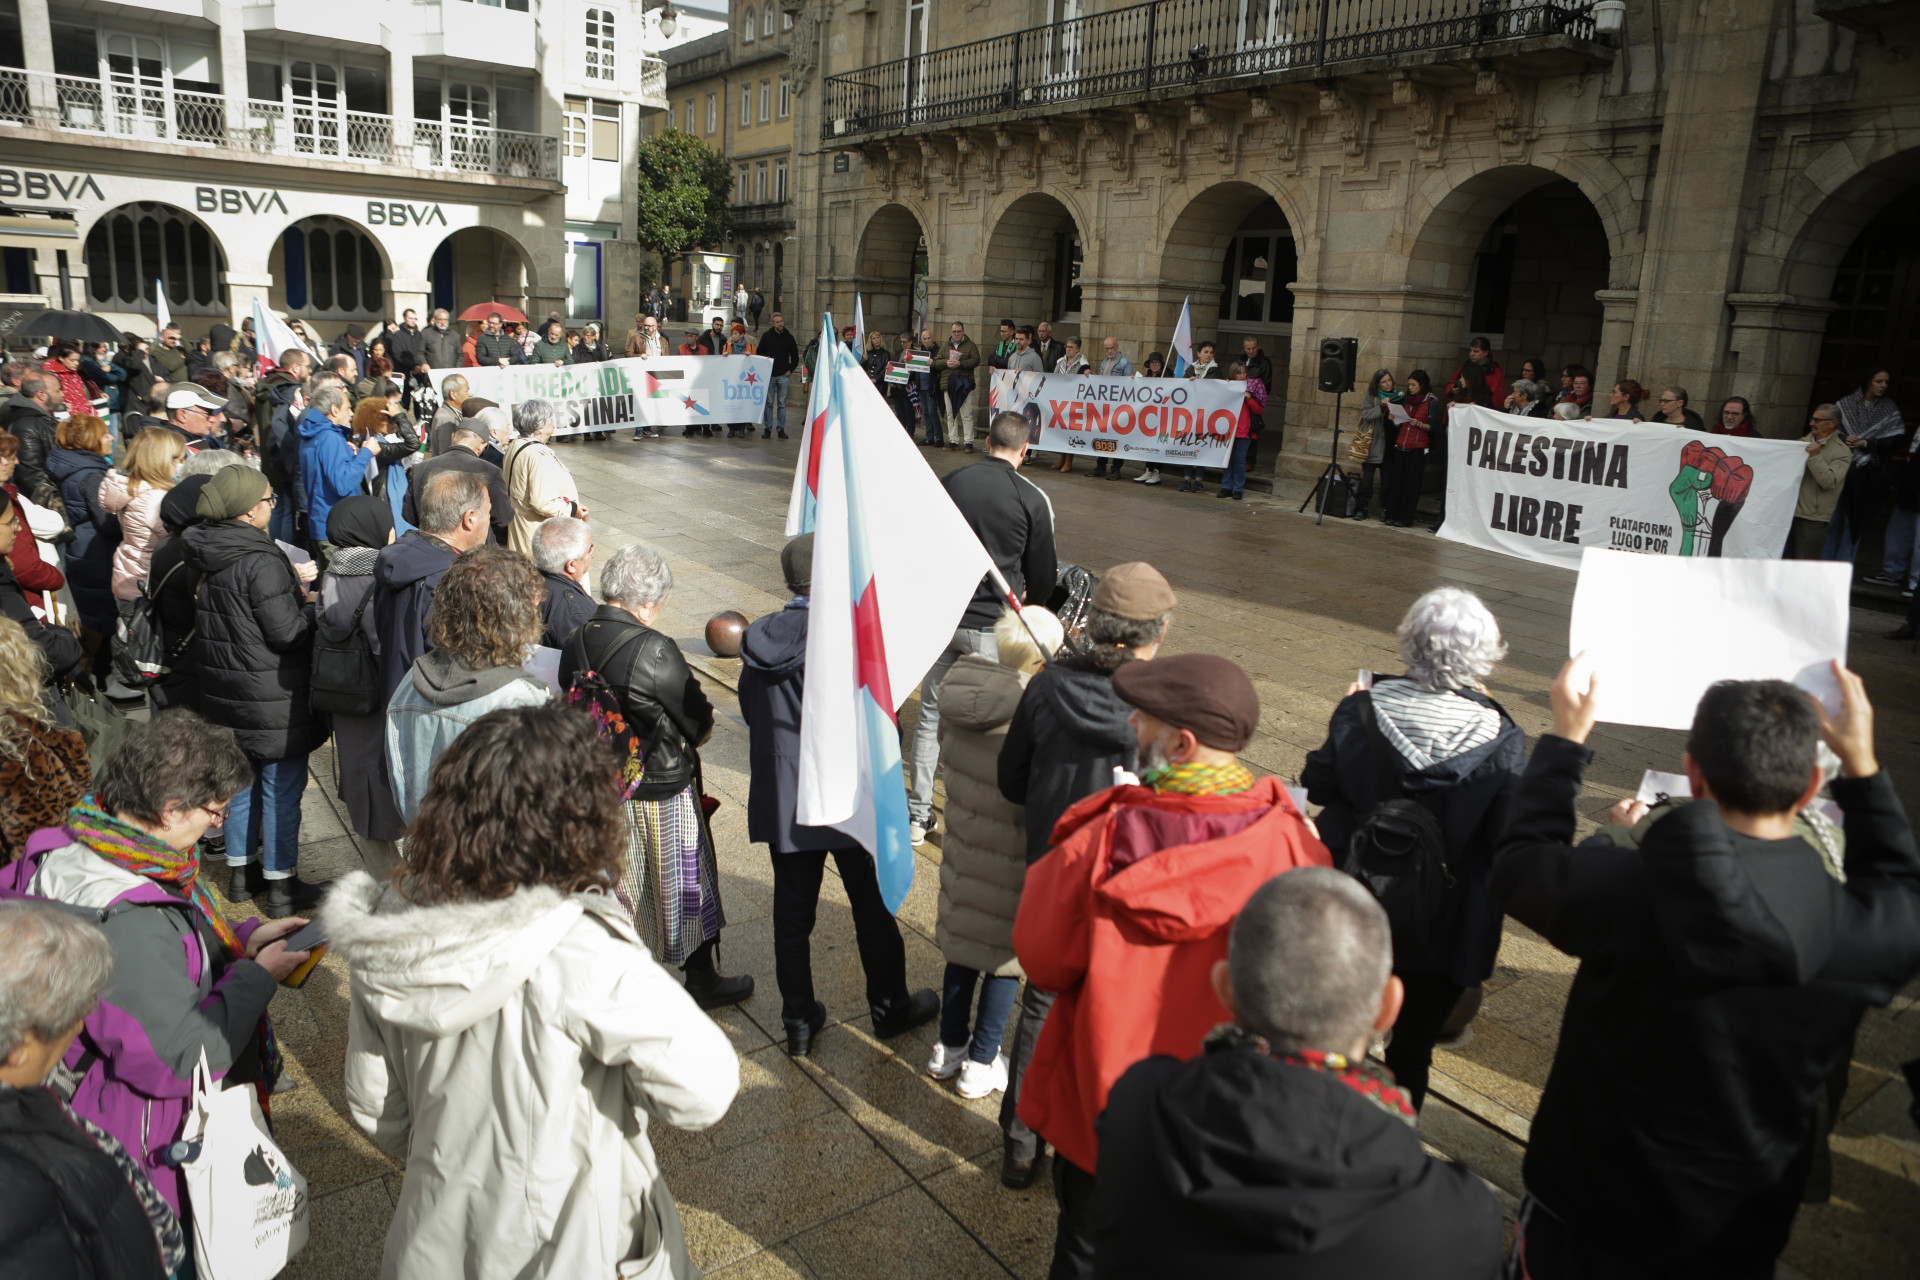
[956,1055,1009,1099]
[1132,470,1150,482]
[909,821,928,846]
[927,1040,970,1079]
[1141,470,1162,486]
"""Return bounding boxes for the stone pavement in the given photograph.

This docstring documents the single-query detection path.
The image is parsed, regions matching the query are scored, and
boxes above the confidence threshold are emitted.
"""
[247,430,1918,1278]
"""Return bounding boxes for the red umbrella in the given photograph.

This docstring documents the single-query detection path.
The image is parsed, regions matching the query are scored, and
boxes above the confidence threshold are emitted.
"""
[456,302,530,324]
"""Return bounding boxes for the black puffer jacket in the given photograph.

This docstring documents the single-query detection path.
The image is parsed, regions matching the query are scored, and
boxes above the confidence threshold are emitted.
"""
[0,1084,171,1280]
[183,519,327,759]
[997,656,1137,863]
[142,477,213,712]
[4,398,58,505]
[559,605,712,800]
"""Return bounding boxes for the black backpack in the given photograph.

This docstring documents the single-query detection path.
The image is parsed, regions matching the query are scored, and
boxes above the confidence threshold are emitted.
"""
[1341,697,1453,948]
[112,559,193,688]
[309,582,378,716]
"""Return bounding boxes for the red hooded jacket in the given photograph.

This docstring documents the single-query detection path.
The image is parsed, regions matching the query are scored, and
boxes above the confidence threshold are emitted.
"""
[1012,776,1330,1173]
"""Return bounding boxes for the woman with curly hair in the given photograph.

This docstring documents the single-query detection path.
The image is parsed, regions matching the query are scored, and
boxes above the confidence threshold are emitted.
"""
[385,544,552,821]
[327,703,739,1280]
[559,541,753,1008]
[0,615,89,863]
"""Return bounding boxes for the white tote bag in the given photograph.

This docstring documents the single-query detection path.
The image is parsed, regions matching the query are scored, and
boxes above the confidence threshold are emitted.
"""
[180,1050,310,1280]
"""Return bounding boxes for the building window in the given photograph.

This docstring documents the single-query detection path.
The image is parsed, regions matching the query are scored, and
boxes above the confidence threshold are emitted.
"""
[1218,225,1297,326]
[742,5,756,42]
[754,160,768,202]
[783,9,793,29]
[763,6,774,35]
[735,164,751,204]
[705,92,716,134]
[774,158,788,202]
[778,75,791,119]
[681,96,694,131]
[584,8,615,81]
[739,81,750,126]
[85,202,227,313]
[758,79,770,123]
[280,215,381,316]
[1053,230,1083,317]
[592,99,619,161]
[563,96,588,157]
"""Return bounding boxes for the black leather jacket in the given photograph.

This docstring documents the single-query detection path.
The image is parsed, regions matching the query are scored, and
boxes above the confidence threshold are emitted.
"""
[559,605,713,800]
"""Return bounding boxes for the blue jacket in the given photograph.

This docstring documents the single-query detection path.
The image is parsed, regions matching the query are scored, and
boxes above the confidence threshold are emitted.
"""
[297,406,366,542]
[737,602,847,854]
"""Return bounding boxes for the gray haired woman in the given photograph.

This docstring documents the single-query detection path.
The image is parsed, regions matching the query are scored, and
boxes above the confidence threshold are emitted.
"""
[556,542,753,1009]
[0,901,186,1278]
[1299,586,1526,1110]
[501,397,585,558]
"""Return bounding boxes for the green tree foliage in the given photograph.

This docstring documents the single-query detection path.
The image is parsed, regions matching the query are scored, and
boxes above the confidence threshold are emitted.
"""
[634,130,733,257]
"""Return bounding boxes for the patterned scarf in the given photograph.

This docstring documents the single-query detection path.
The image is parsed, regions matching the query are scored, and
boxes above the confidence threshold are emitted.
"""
[64,796,281,1092]
[1144,759,1256,796]
[1206,1024,1415,1124]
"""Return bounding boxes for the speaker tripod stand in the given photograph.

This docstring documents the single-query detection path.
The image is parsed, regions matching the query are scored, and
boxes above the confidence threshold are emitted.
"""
[1297,390,1351,526]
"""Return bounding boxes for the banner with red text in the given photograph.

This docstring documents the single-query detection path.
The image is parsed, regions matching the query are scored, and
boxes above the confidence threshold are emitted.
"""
[990,369,1246,467]
[1439,406,1806,569]
[428,355,772,435]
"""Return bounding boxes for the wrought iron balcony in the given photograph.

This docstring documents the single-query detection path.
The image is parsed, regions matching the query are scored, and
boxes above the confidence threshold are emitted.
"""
[730,200,793,228]
[824,0,1600,141]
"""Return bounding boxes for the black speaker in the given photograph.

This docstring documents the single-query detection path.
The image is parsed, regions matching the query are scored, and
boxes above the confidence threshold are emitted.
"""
[1317,337,1357,394]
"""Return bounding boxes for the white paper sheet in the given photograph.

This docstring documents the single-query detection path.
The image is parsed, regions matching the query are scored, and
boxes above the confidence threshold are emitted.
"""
[275,540,312,566]
[1636,770,1693,804]
[1386,401,1413,425]
[1567,548,1850,730]
[523,645,563,698]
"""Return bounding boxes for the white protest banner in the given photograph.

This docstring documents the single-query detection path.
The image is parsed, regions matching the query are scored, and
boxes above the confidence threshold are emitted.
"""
[989,369,1245,467]
[1567,547,1849,729]
[427,355,772,436]
[1440,406,1807,569]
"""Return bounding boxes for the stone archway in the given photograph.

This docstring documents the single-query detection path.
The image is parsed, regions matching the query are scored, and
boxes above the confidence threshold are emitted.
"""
[269,215,391,324]
[1399,164,1615,380]
[426,225,536,318]
[854,203,929,340]
[981,192,1085,337]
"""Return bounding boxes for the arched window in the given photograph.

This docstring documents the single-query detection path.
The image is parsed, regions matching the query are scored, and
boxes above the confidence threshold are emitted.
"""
[762,6,773,35]
[278,216,382,317]
[585,8,615,80]
[85,203,227,314]
[743,5,756,42]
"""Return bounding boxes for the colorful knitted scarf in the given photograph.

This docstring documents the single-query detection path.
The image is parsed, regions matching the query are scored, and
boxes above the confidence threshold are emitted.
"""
[65,795,282,1091]
[1206,1024,1416,1124]
[1144,759,1256,797]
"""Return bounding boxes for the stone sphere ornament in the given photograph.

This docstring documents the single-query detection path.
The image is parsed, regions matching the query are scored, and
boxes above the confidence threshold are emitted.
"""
[705,610,750,658]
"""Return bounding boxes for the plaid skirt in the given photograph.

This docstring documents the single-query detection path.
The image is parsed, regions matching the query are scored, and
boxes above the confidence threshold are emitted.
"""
[618,781,725,966]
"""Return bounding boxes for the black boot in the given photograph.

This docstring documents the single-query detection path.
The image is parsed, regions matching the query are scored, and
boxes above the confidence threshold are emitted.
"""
[682,939,754,1010]
[261,876,328,921]
[226,862,262,904]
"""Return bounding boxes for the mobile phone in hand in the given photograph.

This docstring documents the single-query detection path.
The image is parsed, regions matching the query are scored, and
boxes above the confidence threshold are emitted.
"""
[284,919,327,952]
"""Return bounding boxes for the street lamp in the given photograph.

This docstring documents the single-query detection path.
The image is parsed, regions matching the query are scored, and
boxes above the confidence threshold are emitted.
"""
[1590,0,1626,35]
[658,5,678,38]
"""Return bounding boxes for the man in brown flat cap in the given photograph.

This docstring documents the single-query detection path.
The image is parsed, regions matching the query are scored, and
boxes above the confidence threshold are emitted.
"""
[1011,652,1330,1280]
[994,560,1174,1191]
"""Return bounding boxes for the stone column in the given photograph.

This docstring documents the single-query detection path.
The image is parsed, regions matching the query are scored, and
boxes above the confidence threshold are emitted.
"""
[215,0,248,135]
[17,0,54,119]
[390,275,433,326]
[1626,3,1774,397]
[387,38,416,156]
[1592,288,1640,387]
[224,271,276,332]
[1726,293,1836,437]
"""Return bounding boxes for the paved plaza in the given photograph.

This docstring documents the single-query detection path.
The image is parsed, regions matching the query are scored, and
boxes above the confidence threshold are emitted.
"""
[239,432,1919,1279]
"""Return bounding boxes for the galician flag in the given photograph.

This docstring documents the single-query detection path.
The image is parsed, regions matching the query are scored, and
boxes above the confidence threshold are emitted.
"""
[795,328,991,911]
[250,297,313,373]
[153,279,170,332]
[1166,295,1194,378]
[784,311,837,536]
[852,293,866,355]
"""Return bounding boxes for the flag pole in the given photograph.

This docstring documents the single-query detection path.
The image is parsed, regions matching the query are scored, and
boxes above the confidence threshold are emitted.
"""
[985,563,1050,656]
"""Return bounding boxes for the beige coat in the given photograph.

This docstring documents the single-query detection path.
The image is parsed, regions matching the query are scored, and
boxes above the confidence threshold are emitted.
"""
[1795,430,1853,522]
[935,655,1030,977]
[502,436,577,556]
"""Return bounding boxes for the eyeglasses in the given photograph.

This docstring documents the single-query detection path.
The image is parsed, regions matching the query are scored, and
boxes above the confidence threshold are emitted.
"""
[196,801,231,824]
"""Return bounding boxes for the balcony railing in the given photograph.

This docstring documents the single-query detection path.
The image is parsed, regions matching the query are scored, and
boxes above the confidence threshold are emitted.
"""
[824,0,1597,139]
[0,67,561,180]
[731,200,793,226]
[640,56,668,107]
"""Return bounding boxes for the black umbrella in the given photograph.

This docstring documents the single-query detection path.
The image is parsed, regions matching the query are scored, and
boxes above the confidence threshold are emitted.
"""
[2,309,126,344]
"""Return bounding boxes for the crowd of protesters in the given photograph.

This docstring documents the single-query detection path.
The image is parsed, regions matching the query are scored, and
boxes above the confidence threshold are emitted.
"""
[0,311,1917,1280]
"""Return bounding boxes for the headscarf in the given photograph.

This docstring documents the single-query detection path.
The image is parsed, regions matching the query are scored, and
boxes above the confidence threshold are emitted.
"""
[325,494,393,550]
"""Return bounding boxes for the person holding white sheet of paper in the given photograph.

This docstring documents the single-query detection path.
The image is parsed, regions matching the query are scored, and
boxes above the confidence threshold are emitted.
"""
[1491,659,1920,1278]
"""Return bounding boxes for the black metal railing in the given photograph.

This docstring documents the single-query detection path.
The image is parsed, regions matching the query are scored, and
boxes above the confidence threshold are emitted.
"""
[823,0,1595,139]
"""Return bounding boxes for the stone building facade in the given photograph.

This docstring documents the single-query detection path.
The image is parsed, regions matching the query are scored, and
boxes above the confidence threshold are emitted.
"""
[777,0,1920,488]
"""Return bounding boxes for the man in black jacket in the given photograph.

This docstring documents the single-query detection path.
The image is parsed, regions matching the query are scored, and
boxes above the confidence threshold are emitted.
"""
[182,464,327,917]
[758,313,800,439]
[403,426,510,546]
[530,515,596,649]
[4,371,62,506]
[1493,660,1920,1277]
[906,411,1057,848]
[1090,866,1502,1279]
[389,308,428,374]
[737,534,937,1055]
[473,314,523,368]
[421,308,464,371]
[994,560,1172,1189]
[372,467,491,700]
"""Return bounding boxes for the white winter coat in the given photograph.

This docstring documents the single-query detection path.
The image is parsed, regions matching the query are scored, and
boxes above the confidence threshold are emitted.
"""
[324,870,740,1280]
